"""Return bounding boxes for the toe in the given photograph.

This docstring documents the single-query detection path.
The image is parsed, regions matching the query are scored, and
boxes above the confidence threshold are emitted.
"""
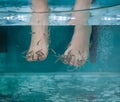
[69,55,76,66]
[35,50,48,61]
[39,53,47,61]
[26,51,34,61]
[76,52,88,67]
[61,55,69,64]
[62,50,73,64]
[26,48,48,61]
[33,54,38,61]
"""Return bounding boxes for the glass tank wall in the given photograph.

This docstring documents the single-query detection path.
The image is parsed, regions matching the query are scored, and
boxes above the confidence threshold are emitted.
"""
[0,0,120,25]
[0,0,120,102]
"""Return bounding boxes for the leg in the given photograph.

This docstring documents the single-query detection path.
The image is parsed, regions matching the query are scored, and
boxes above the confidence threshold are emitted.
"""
[62,0,92,67]
[68,0,92,25]
[26,0,49,61]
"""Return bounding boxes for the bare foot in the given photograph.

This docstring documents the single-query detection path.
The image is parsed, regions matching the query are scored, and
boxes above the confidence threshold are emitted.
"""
[62,26,91,67]
[62,0,92,67]
[26,26,49,61]
[26,0,49,61]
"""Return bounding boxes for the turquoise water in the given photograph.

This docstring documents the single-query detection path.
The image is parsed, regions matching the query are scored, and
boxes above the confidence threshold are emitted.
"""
[0,73,120,102]
[0,25,120,73]
[0,26,120,102]
[0,0,120,102]
[0,0,120,7]
[0,0,120,25]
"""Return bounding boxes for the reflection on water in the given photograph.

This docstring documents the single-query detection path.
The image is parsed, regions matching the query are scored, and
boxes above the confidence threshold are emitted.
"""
[0,73,120,102]
[0,0,120,25]
[0,5,120,25]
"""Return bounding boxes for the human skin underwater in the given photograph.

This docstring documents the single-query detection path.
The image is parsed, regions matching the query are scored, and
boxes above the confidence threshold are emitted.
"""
[26,0,92,67]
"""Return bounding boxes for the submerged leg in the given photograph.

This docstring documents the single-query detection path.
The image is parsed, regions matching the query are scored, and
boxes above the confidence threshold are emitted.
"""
[62,0,92,67]
[27,0,49,61]
[62,25,91,67]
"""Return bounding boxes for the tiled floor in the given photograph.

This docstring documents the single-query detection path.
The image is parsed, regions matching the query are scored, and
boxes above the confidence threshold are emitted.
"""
[0,73,120,102]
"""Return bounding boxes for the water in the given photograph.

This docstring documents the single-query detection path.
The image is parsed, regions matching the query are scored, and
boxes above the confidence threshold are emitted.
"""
[0,73,120,102]
[0,25,120,73]
[0,0,120,25]
[0,25,120,101]
[0,0,120,102]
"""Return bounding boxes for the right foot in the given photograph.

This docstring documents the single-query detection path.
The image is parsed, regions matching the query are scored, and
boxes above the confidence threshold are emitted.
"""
[26,0,49,61]
[26,14,48,61]
[26,25,49,61]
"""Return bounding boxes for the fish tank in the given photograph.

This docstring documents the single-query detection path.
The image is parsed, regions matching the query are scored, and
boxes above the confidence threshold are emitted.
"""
[0,0,120,102]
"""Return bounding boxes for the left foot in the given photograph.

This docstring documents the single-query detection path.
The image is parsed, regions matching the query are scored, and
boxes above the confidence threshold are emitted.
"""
[62,0,92,67]
[62,26,91,67]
